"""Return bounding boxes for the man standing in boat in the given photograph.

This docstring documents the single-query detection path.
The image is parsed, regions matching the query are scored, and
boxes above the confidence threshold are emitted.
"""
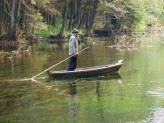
[67,29,80,71]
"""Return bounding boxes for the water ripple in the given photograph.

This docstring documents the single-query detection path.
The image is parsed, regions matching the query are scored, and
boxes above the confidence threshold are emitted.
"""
[147,108,164,123]
[147,88,164,98]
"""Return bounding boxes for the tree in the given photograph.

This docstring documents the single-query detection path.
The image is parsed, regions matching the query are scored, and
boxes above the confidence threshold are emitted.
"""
[58,0,69,36]
[85,0,99,36]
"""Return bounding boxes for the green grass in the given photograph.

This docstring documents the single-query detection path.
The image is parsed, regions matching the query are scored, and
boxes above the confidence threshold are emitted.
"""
[34,17,63,38]
[34,26,60,38]
[34,17,86,38]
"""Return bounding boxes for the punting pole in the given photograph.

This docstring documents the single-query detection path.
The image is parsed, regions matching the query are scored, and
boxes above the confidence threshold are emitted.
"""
[31,46,89,80]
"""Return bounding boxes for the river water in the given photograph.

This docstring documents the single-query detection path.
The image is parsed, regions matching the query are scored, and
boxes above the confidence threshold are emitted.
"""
[0,39,164,123]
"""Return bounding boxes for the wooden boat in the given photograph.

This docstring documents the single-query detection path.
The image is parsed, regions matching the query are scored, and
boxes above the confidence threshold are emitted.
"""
[48,60,123,78]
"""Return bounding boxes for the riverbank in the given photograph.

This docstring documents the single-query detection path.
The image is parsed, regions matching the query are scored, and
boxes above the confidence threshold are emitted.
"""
[0,25,163,48]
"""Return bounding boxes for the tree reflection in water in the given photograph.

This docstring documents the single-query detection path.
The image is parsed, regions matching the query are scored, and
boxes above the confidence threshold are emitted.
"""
[68,81,78,117]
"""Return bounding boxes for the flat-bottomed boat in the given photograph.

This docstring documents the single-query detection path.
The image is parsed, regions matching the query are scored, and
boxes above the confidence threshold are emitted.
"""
[48,60,123,78]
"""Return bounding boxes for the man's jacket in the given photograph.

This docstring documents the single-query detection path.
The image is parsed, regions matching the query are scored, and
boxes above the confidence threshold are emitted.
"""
[69,35,78,56]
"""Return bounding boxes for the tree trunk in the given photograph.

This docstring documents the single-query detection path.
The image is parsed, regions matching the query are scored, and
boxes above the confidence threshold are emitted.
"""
[52,16,56,27]
[85,7,89,29]
[8,0,17,39]
[17,0,21,20]
[78,7,86,29]
[85,0,99,36]
[76,0,82,24]
[71,0,77,28]
[0,0,3,34]
[58,0,68,36]
[68,0,73,30]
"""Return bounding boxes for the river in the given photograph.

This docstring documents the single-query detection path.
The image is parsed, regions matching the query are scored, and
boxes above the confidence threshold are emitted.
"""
[0,38,164,123]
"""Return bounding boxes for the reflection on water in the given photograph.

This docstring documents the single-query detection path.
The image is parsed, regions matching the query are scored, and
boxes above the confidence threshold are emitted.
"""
[147,108,164,123]
[147,88,164,99]
[68,81,78,117]
[0,41,164,123]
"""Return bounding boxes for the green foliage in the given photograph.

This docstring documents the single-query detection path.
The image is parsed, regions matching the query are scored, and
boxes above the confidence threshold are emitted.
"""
[34,26,57,38]
[30,0,36,5]
[134,21,146,31]
[159,13,164,25]
[144,0,163,25]
[29,13,48,30]
[34,17,62,37]
[35,0,50,8]
[1,0,163,40]
[98,0,163,31]
[44,0,164,35]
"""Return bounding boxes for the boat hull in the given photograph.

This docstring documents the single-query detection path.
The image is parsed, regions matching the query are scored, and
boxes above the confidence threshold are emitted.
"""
[48,60,123,78]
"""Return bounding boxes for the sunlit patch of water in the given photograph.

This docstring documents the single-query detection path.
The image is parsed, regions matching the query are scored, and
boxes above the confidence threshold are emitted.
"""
[128,82,142,86]
[159,79,164,82]
[150,80,158,83]
[16,77,32,81]
[13,76,49,83]
[147,88,164,99]
[146,108,164,123]
[150,79,164,83]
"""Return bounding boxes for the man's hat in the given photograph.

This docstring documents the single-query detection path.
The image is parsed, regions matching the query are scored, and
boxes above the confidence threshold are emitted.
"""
[72,29,79,33]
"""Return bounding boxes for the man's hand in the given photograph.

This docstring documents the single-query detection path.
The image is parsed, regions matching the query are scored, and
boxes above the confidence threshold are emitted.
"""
[76,34,81,41]
[72,53,78,57]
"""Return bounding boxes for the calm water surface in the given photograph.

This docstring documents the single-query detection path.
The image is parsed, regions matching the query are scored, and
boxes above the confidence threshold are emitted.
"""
[0,40,164,123]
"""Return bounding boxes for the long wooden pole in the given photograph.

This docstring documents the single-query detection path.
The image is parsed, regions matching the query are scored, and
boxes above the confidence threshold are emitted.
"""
[31,46,89,80]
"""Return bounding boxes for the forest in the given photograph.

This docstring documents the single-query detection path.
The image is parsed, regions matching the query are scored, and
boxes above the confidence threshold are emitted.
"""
[0,0,163,41]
